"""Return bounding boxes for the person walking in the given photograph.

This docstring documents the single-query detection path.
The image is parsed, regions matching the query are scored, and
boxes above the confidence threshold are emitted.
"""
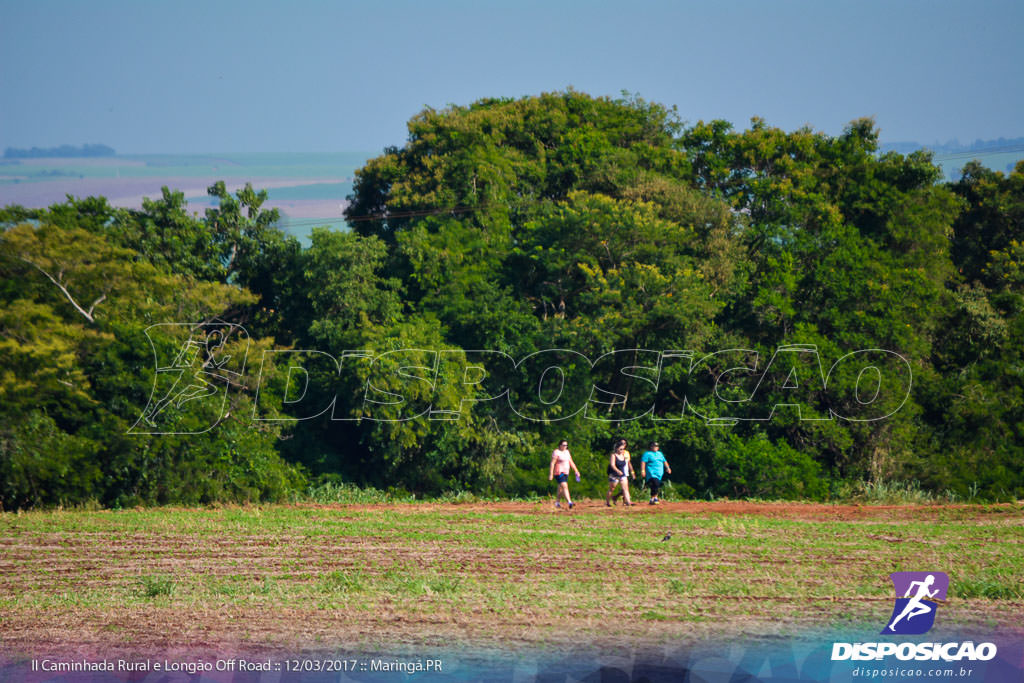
[605,439,634,507]
[640,441,671,505]
[549,439,580,509]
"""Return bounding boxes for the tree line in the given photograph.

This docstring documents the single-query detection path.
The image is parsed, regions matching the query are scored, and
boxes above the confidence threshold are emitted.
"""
[4,144,116,159]
[1,91,1022,509]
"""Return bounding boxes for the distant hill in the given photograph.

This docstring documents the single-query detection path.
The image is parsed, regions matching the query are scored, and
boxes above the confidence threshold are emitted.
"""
[4,143,115,159]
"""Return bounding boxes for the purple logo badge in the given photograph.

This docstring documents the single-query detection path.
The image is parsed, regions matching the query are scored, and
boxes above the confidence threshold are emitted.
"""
[883,572,949,635]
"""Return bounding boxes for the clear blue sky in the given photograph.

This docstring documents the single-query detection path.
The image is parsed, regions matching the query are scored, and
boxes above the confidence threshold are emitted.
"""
[1,0,1021,154]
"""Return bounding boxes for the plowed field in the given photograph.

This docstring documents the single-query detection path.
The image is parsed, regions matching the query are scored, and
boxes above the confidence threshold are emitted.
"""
[1,501,1021,660]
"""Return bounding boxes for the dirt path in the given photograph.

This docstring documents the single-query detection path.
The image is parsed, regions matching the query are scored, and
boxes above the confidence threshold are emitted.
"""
[330,499,1023,521]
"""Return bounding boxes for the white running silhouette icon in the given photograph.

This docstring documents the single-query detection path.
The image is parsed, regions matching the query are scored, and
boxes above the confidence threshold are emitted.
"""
[888,574,939,632]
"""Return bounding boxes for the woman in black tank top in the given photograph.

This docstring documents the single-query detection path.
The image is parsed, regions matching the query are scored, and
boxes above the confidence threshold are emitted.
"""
[605,439,634,507]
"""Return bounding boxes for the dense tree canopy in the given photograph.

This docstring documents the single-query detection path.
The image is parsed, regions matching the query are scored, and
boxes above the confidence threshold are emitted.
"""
[2,91,1022,508]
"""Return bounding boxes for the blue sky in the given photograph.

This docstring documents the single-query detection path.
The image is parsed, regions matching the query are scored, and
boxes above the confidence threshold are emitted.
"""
[1,0,1021,154]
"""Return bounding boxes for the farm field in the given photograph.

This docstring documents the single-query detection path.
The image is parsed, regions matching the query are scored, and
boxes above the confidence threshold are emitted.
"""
[0,153,366,241]
[1,500,1022,666]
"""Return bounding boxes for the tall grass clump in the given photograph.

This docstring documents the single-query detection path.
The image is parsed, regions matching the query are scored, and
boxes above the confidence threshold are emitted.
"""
[319,570,367,593]
[137,575,175,598]
[837,479,964,504]
[297,480,416,504]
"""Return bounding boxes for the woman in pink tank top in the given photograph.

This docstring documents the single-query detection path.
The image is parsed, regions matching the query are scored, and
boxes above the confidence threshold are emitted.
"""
[548,439,581,510]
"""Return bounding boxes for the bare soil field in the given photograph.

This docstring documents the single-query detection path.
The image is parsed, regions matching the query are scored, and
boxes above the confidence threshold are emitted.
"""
[1,501,1021,661]
[0,177,347,217]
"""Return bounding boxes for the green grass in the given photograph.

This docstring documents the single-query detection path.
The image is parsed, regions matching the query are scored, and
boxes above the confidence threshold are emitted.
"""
[137,575,175,598]
[954,574,1024,599]
[320,570,368,593]
[1,502,1021,649]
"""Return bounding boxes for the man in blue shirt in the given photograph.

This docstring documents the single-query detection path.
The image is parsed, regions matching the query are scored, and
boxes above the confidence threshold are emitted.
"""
[640,441,671,505]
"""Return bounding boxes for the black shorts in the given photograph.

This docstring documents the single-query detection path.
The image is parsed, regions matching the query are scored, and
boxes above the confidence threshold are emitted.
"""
[555,473,568,484]
[647,477,663,495]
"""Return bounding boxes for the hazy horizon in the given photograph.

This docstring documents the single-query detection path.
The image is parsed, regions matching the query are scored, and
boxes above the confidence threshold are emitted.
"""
[2,0,1023,156]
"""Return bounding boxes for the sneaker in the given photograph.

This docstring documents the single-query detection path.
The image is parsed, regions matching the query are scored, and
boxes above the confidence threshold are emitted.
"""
[568,502,575,509]
[605,500,612,507]
[555,502,562,509]
[649,499,656,505]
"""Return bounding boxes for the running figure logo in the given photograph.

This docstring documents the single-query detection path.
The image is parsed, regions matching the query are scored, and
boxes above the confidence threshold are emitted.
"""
[883,571,949,635]
[130,322,249,435]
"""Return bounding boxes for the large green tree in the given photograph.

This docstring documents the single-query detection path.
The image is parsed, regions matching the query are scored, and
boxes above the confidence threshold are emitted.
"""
[0,202,305,509]
[3,91,1022,505]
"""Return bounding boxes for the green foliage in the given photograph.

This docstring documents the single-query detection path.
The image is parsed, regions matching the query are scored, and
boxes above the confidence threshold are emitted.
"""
[950,160,1024,288]
[319,570,367,594]
[112,187,226,282]
[954,573,1024,600]
[2,91,1023,505]
[0,412,101,509]
[298,479,420,504]
[137,575,175,598]
[304,228,402,350]
[0,202,306,509]
[703,433,829,500]
[834,479,959,504]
